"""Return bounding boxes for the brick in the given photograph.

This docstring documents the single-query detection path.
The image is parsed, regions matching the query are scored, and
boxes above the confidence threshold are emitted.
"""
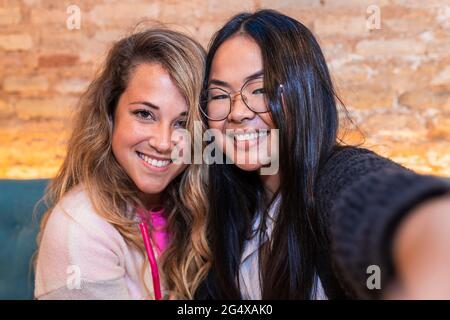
[94,29,125,43]
[0,7,21,25]
[340,87,393,110]
[0,99,15,118]
[0,119,69,178]
[259,0,321,9]
[0,34,33,51]
[361,112,428,141]
[428,115,450,140]
[3,75,49,94]
[424,141,450,177]
[181,21,223,49]
[320,0,389,7]
[377,142,433,175]
[314,16,368,37]
[78,39,107,63]
[356,39,427,57]
[431,66,450,87]
[332,62,375,85]
[381,5,436,33]
[208,0,257,15]
[399,90,450,111]
[30,8,67,25]
[158,1,208,23]
[38,54,79,68]
[38,32,90,54]
[16,97,77,120]
[392,0,448,6]
[55,78,89,94]
[89,3,160,27]
[0,52,38,70]
[436,4,450,29]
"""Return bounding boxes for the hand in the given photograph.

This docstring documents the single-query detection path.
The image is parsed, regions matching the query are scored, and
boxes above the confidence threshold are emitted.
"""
[388,193,450,299]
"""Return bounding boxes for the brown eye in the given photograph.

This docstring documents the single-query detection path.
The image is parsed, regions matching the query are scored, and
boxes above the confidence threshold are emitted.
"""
[207,88,229,101]
[133,109,155,120]
[252,88,266,95]
[211,94,228,100]
[174,119,187,128]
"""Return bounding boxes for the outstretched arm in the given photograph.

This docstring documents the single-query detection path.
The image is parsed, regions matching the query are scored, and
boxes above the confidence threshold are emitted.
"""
[315,145,450,299]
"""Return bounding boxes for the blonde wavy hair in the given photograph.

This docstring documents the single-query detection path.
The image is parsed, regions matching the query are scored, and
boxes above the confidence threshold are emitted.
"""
[35,28,211,299]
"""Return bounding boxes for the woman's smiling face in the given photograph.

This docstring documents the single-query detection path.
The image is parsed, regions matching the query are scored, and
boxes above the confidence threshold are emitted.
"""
[207,35,277,172]
[112,63,188,201]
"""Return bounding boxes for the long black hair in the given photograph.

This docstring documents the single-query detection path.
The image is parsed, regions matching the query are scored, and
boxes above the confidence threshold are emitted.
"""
[197,9,346,299]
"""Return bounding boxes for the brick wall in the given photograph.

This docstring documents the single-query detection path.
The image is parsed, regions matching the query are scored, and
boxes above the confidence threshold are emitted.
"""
[0,0,449,178]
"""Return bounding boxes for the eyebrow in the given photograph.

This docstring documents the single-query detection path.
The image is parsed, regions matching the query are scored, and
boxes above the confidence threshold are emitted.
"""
[130,101,159,110]
[129,101,187,116]
[208,70,264,88]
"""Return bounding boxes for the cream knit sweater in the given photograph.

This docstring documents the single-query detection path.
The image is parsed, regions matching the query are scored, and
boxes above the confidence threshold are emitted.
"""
[34,185,158,300]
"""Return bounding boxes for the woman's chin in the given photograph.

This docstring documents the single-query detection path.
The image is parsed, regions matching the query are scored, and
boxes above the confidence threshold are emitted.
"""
[135,180,167,195]
[234,162,264,172]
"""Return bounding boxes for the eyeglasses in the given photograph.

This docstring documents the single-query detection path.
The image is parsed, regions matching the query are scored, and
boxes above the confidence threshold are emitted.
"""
[201,77,270,121]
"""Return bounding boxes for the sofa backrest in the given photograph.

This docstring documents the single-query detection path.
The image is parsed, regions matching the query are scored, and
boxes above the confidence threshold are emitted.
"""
[0,179,49,300]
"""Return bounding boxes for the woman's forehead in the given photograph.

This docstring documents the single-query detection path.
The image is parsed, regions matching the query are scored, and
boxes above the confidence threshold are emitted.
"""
[209,35,263,88]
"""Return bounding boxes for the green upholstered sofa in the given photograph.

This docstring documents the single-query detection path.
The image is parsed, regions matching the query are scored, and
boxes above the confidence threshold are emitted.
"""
[0,179,49,300]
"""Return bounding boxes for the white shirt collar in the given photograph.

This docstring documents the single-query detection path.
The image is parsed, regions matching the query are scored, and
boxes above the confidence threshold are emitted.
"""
[240,195,281,263]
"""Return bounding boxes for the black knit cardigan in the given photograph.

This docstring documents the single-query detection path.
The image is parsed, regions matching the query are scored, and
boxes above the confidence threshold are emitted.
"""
[315,145,450,299]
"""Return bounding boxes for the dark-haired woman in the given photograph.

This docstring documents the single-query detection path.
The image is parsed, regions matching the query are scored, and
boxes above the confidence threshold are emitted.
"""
[195,9,450,299]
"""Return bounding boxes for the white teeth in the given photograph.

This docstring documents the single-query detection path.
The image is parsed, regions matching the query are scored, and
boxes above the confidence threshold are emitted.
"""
[138,152,171,168]
[233,131,269,141]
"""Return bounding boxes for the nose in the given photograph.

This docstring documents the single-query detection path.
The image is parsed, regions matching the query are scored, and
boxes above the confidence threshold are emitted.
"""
[228,92,255,123]
[148,123,173,154]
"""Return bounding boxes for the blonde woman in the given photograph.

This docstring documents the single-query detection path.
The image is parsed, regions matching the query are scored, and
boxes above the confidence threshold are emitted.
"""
[34,29,210,299]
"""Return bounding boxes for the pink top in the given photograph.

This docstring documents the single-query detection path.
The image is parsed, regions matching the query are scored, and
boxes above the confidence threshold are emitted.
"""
[136,207,169,256]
